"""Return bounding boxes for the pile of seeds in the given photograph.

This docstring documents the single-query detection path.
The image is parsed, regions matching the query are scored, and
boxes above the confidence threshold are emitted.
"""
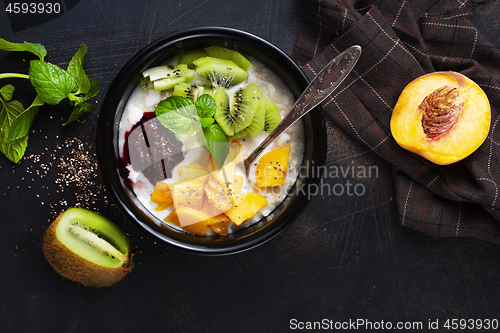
[22,137,111,219]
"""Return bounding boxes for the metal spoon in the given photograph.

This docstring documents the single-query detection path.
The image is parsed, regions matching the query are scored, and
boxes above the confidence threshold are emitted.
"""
[243,45,362,174]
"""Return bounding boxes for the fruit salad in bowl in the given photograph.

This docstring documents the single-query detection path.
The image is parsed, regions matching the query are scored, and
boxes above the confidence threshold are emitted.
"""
[97,27,327,254]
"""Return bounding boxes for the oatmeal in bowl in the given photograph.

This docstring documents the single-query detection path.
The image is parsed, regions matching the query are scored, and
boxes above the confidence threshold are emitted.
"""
[97,27,327,254]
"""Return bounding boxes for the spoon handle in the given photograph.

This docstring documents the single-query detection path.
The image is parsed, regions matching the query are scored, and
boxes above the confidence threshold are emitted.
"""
[244,45,362,174]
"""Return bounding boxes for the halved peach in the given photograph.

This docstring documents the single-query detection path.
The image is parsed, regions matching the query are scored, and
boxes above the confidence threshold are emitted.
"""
[390,71,490,165]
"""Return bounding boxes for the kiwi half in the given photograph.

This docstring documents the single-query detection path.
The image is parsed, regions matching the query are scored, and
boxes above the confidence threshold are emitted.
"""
[43,208,134,287]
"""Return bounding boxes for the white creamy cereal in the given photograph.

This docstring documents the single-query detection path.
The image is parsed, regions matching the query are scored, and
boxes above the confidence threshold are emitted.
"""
[119,55,304,235]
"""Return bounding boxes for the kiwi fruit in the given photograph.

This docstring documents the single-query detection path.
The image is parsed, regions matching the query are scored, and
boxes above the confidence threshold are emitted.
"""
[261,94,282,132]
[245,94,266,138]
[204,46,252,70]
[193,57,248,88]
[228,129,248,141]
[141,64,195,91]
[178,49,208,69]
[173,83,205,101]
[214,84,260,136]
[232,84,260,133]
[43,208,134,287]
[214,88,234,136]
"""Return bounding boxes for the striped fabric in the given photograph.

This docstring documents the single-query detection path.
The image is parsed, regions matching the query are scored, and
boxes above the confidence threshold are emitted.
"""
[292,0,500,243]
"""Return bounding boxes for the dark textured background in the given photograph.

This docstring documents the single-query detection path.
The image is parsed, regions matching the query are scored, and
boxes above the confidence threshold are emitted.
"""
[1,0,500,332]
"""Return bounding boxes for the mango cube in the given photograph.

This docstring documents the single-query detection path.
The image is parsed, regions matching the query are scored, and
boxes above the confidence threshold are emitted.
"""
[204,165,236,212]
[225,192,268,226]
[230,175,245,206]
[176,207,211,227]
[178,162,209,183]
[172,181,204,210]
[207,213,231,235]
[164,207,210,235]
[151,182,173,210]
[255,144,290,187]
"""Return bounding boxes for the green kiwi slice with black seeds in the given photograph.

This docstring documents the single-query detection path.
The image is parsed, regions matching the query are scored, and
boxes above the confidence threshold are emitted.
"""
[245,94,266,139]
[204,46,252,70]
[178,49,208,69]
[214,84,260,136]
[261,94,282,132]
[193,57,248,89]
[173,83,205,101]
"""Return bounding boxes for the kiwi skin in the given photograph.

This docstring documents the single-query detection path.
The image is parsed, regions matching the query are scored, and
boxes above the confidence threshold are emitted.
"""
[43,209,134,287]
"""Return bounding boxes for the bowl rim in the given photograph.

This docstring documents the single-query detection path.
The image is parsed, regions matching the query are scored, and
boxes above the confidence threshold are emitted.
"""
[96,26,327,255]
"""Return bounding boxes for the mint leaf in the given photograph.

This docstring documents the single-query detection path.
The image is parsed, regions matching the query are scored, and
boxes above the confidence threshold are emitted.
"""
[203,124,229,169]
[200,117,214,128]
[155,96,197,134]
[0,98,28,163]
[63,102,94,126]
[7,95,44,141]
[84,80,100,100]
[67,43,90,94]
[0,38,47,60]
[29,60,76,105]
[0,98,25,124]
[0,134,28,163]
[195,94,216,118]
[0,85,14,101]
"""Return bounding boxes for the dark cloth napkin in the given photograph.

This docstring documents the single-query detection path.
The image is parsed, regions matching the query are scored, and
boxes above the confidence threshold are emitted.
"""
[292,0,500,244]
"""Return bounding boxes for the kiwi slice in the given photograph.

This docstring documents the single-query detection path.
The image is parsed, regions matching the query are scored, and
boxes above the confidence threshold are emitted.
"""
[262,94,282,132]
[228,129,248,141]
[43,208,134,287]
[232,84,260,133]
[245,94,266,139]
[193,57,248,88]
[178,49,208,69]
[204,46,252,70]
[214,88,234,136]
[201,85,214,97]
[141,64,195,91]
[173,83,205,101]
[213,84,260,136]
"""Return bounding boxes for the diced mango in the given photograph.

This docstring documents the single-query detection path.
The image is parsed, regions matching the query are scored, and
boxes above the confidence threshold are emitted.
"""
[231,175,245,206]
[155,202,172,211]
[202,195,224,217]
[204,167,236,212]
[164,208,209,235]
[255,144,290,187]
[151,182,173,210]
[171,181,204,210]
[207,213,231,235]
[151,182,172,204]
[178,162,209,183]
[164,209,180,226]
[225,192,268,226]
[183,220,209,236]
[176,207,211,228]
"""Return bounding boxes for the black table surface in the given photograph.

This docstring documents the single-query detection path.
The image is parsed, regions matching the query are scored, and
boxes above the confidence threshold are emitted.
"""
[2,1,500,332]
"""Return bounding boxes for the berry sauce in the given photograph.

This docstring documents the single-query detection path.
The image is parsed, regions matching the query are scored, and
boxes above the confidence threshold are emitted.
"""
[121,112,184,185]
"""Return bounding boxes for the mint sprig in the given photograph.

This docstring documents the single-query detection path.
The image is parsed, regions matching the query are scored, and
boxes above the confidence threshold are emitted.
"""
[0,39,100,163]
[155,94,230,168]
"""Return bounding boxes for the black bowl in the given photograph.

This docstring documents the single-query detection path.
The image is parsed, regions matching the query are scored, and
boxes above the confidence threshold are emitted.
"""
[97,27,327,255]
